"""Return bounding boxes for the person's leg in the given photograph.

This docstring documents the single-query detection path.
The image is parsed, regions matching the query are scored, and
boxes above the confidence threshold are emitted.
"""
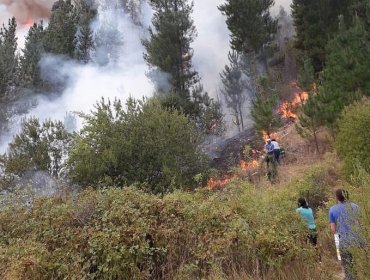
[340,247,356,280]
[308,230,317,246]
[275,150,281,164]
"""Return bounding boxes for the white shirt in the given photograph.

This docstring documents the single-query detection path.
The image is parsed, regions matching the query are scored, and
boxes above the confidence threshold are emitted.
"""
[271,141,280,150]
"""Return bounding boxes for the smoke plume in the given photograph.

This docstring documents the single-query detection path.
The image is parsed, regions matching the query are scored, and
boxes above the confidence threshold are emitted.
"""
[0,0,54,24]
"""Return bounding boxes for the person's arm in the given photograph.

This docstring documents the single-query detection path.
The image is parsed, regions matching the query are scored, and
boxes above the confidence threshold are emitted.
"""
[329,209,337,234]
[330,223,336,234]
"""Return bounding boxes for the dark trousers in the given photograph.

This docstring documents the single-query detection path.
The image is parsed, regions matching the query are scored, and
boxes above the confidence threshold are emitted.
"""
[340,247,356,280]
[274,149,281,164]
[308,229,317,246]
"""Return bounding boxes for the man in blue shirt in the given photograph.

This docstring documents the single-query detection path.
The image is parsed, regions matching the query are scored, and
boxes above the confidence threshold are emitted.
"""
[329,189,361,280]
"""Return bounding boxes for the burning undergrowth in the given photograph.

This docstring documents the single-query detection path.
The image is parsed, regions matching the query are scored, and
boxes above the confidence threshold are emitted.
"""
[206,81,310,190]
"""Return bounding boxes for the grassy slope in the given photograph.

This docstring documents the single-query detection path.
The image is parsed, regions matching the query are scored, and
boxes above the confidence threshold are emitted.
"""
[1,125,368,280]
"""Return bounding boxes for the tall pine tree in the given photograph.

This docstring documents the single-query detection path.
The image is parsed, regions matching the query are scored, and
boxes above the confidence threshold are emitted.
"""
[291,0,357,73]
[220,51,249,131]
[44,0,77,57]
[18,22,46,90]
[74,0,96,63]
[0,17,18,133]
[143,0,198,97]
[250,77,281,136]
[316,19,370,136]
[0,17,18,96]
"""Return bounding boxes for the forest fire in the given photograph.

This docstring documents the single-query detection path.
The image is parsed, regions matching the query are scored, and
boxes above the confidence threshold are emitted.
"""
[240,159,259,172]
[262,131,279,142]
[279,90,309,119]
[207,176,232,190]
[22,19,34,27]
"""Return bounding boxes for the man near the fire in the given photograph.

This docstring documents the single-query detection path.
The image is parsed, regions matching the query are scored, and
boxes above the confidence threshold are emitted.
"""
[264,139,277,181]
[329,189,362,280]
[271,138,281,164]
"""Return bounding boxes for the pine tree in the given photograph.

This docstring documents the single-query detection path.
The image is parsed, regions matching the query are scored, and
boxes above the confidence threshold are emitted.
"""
[296,96,322,154]
[291,0,356,73]
[75,0,96,63]
[0,17,18,97]
[250,77,281,136]
[219,0,276,54]
[18,22,46,90]
[44,0,77,57]
[143,0,198,96]
[0,17,18,133]
[220,51,249,131]
[315,19,370,136]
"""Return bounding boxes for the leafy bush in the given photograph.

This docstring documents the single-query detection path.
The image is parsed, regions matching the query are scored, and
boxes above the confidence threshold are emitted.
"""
[0,163,338,280]
[68,97,207,194]
[1,117,72,178]
[335,100,370,176]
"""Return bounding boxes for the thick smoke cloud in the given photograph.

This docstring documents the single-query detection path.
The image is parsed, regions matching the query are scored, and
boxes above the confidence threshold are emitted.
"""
[0,0,295,153]
[29,1,154,126]
[0,0,54,24]
[0,1,154,153]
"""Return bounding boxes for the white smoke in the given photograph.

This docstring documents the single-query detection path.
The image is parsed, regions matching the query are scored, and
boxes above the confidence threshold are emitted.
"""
[0,0,154,153]
[31,2,153,125]
[0,0,295,154]
[192,0,230,98]
[273,0,292,14]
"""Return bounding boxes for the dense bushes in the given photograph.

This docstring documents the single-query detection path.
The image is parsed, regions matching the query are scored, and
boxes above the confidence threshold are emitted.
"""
[68,97,207,194]
[335,100,370,176]
[0,163,339,280]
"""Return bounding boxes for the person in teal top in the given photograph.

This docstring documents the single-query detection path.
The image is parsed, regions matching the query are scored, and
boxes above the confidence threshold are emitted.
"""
[296,197,317,245]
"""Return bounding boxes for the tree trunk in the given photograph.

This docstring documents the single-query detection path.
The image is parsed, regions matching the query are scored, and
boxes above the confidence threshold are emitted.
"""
[239,104,244,129]
[313,128,320,154]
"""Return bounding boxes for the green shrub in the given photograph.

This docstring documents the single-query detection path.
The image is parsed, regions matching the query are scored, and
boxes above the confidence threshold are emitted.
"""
[0,162,338,280]
[335,100,370,176]
[2,117,72,177]
[68,97,207,194]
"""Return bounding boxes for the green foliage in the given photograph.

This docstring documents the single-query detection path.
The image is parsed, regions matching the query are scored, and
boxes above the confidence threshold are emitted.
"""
[0,164,338,279]
[316,20,370,133]
[335,101,370,176]
[143,0,198,94]
[44,0,77,57]
[297,56,314,91]
[0,17,18,96]
[291,0,355,73]
[218,0,276,54]
[143,0,223,134]
[250,77,281,135]
[74,0,95,63]
[349,167,370,280]
[68,97,207,194]
[18,22,46,90]
[296,96,323,153]
[2,117,72,177]
[0,17,18,133]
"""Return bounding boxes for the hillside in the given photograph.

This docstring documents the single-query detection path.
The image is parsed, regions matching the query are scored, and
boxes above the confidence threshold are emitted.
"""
[1,121,367,280]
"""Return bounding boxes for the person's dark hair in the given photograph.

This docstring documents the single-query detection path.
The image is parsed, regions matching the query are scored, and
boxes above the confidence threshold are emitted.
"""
[298,197,309,209]
[336,189,349,202]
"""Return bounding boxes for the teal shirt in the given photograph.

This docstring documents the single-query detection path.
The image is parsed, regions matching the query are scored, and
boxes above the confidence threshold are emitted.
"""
[296,207,316,230]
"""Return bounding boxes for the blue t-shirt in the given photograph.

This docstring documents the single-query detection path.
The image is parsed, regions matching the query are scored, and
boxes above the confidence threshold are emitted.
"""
[329,202,360,246]
[296,207,316,230]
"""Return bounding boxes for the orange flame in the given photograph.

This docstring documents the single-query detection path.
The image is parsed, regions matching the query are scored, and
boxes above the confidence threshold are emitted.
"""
[207,176,232,190]
[22,19,34,28]
[279,91,309,120]
[262,131,279,142]
[240,160,259,172]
